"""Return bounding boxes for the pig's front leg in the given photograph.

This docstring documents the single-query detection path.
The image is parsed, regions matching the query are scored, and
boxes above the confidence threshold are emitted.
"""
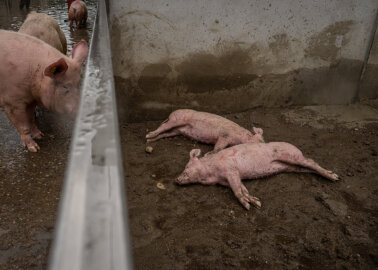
[31,124,44,139]
[226,171,261,210]
[5,105,40,152]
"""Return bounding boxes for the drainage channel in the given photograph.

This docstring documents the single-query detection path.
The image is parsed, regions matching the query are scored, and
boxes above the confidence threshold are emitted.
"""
[48,0,133,269]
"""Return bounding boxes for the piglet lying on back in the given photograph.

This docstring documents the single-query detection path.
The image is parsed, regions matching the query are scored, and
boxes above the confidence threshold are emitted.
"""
[146,109,264,151]
[177,142,339,210]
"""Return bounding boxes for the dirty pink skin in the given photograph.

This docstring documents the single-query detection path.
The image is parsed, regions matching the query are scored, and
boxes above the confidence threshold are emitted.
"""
[146,109,264,151]
[69,0,88,29]
[176,143,339,210]
[19,11,68,54]
[0,30,88,152]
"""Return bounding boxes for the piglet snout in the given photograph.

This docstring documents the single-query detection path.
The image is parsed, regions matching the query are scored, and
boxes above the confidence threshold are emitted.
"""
[176,173,189,185]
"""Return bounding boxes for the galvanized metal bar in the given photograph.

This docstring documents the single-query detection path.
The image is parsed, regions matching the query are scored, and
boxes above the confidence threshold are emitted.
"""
[48,0,133,269]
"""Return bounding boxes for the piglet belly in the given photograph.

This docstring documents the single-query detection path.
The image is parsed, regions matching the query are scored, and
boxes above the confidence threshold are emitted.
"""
[237,157,288,180]
[180,127,218,144]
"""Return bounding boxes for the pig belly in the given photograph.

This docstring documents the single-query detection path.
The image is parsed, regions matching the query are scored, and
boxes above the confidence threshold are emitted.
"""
[239,160,289,179]
[179,121,220,144]
[180,128,217,144]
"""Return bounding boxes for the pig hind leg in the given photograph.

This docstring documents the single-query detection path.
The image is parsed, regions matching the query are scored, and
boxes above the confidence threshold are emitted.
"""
[146,118,185,140]
[146,129,181,142]
[213,138,230,152]
[226,171,261,210]
[278,154,339,181]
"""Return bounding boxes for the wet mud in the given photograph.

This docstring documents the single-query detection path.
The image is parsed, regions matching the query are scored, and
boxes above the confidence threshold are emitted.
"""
[0,111,73,269]
[121,106,378,270]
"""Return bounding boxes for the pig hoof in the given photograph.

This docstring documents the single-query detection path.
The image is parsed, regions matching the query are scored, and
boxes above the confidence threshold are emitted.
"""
[249,196,261,209]
[240,195,261,210]
[146,132,154,139]
[331,172,340,181]
[32,131,44,139]
[27,143,40,152]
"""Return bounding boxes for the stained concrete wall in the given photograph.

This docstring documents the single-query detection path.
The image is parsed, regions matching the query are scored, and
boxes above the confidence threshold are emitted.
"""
[359,22,378,100]
[108,0,378,122]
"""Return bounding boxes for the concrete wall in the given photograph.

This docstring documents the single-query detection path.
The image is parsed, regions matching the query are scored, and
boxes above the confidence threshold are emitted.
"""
[108,0,378,122]
[359,22,378,100]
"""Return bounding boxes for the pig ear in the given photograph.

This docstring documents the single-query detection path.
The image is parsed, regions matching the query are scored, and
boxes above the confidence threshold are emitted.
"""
[72,40,88,64]
[189,149,201,159]
[44,58,68,78]
[252,127,263,135]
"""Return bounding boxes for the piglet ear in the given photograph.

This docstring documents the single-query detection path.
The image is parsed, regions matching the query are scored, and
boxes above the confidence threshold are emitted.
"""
[189,149,201,159]
[252,127,263,135]
[72,40,88,64]
[44,58,68,78]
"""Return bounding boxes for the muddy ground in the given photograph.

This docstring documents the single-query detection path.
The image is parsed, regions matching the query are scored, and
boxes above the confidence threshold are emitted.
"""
[0,111,72,270]
[121,105,378,270]
[0,104,377,269]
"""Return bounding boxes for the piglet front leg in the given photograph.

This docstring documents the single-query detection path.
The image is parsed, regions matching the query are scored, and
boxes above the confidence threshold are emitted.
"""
[226,171,261,210]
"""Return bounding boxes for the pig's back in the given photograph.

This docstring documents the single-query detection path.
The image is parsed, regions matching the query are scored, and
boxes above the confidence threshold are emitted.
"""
[0,31,64,71]
[19,12,67,54]
[174,109,250,143]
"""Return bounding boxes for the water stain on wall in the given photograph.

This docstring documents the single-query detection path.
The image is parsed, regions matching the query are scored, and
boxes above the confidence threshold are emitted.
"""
[111,18,371,122]
[176,50,258,93]
[305,20,355,62]
[115,58,363,122]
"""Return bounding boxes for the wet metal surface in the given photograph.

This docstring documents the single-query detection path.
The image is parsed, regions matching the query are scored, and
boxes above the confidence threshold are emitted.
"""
[48,0,133,269]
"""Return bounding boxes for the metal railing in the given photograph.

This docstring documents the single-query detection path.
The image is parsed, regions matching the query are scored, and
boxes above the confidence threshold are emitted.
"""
[48,0,133,269]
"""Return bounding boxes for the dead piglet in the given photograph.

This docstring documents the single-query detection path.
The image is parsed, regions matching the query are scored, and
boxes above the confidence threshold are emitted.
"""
[19,11,68,54]
[146,109,264,151]
[0,30,88,152]
[69,0,88,29]
[176,143,339,210]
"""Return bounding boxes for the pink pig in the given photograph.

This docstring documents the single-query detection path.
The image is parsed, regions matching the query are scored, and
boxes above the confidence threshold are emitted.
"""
[176,142,339,210]
[69,0,88,29]
[0,30,88,152]
[146,109,264,151]
[18,11,68,54]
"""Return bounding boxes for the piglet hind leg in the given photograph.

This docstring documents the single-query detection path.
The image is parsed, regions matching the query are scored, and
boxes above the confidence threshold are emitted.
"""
[146,129,181,142]
[227,172,261,210]
[280,155,339,181]
[213,138,230,152]
[5,105,40,152]
[146,118,185,141]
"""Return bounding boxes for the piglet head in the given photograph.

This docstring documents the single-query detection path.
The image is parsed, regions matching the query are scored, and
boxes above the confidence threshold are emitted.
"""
[43,40,88,119]
[176,149,205,185]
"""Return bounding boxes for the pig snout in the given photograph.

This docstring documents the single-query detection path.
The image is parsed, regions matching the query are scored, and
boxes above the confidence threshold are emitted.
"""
[176,172,190,185]
[66,103,78,119]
